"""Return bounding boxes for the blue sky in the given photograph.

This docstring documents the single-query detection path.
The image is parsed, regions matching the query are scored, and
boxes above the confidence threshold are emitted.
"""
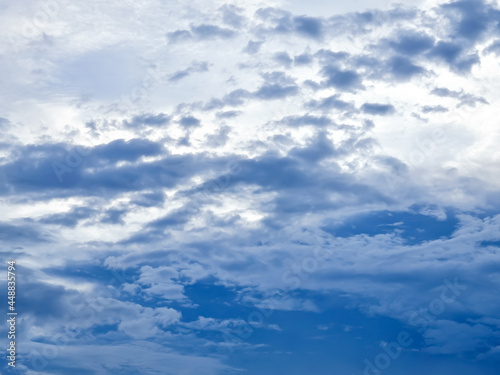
[1,0,500,374]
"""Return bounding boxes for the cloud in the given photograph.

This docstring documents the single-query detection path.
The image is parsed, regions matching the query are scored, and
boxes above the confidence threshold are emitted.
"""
[293,16,323,39]
[389,31,435,56]
[280,115,333,127]
[484,40,500,55]
[431,87,462,98]
[123,113,171,128]
[205,125,231,147]
[320,65,363,91]
[422,105,449,113]
[220,4,245,28]
[423,320,494,354]
[40,206,97,227]
[388,56,426,80]
[254,84,298,99]
[167,24,235,43]
[243,40,264,54]
[306,95,354,112]
[191,24,235,39]
[315,49,350,64]
[135,265,187,301]
[130,191,166,207]
[441,0,499,42]
[100,208,127,225]
[255,8,324,39]
[169,61,209,82]
[0,141,225,199]
[254,72,299,99]
[91,138,164,162]
[0,117,11,130]
[167,29,193,43]
[216,110,241,119]
[361,103,396,115]
[179,116,201,127]
[289,132,336,162]
[274,51,293,67]
[204,89,252,109]
[427,41,480,72]
[0,222,53,243]
[3,1,500,374]
[431,87,488,107]
[294,52,313,65]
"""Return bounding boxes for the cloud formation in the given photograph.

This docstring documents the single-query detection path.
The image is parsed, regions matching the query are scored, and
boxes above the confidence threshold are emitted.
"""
[1,1,500,374]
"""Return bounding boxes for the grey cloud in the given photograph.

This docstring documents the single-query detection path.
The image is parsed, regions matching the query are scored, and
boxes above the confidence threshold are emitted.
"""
[441,0,500,43]
[179,116,201,128]
[0,222,53,243]
[40,206,97,227]
[123,113,171,128]
[314,49,350,64]
[328,7,418,36]
[293,16,323,39]
[388,56,426,80]
[254,84,298,99]
[431,87,462,98]
[130,191,166,208]
[427,41,480,72]
[191,24,235,39]
[274,51,293,67]
[205,125,231,148]
[243,40,264,54]
[221,4,245,28]
[166,29,192,43]
[281,115,333,127]
[204,89,252,110]
[431,87,488,107]
[167,24,235,43]
[422,105,449,113]
[321,65,363,91]
[0,117,11,130]
[484,40,500,55]
[289,132,336,162]
[100,208,127,225]
[255,8,324,39]
[0,141,227,200]
[361,103,395,115]
[294,53,313,65]
[388,31,435,56]
[374,155,409,177]
[169,61,209,82]
[307,95,354,112]
[216,110,241,119]
[254,72,300,100]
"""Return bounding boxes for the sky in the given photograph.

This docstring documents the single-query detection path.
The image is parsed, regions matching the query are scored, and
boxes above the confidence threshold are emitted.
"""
[1,0,500,374]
